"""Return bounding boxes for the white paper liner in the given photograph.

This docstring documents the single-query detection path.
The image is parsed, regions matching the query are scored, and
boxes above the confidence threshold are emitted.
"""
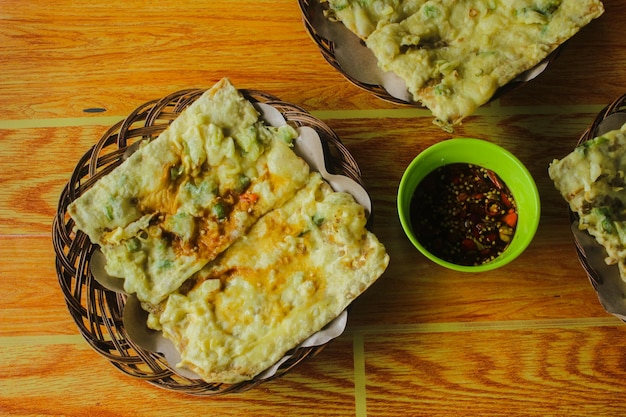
[308,0,411,102]
[295,126,371,215]
[595,113,626,136]
[571,223,626,321]
[88,101,369,381]
[568,112,626,321]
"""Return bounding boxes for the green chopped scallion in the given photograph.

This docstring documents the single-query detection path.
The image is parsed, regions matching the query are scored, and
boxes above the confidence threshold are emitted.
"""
[213,202,227,220]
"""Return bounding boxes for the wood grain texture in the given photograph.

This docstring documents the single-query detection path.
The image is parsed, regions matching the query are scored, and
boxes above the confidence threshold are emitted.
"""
[363,328,626,416]
[0,336,357,416]
[2,0,626,414]
[0,236,76,336]
[0,0,392,120]
[352,223,610,327]
[3,0,622,119]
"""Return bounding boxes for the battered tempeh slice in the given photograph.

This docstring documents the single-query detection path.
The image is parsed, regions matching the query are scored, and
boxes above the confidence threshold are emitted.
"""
[68,78,310,304]
[147,173,390,383]
[549,123,626,281]
[323,0,422,39]
[323,0,604,127]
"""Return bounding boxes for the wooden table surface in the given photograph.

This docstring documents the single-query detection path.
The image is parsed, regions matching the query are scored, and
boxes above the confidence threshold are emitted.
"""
[2,1,626,416]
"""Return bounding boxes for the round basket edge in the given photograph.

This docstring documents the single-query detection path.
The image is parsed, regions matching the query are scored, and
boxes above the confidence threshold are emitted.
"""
[570,93,626,291]
[53,87,366,395]
[298,0,563,107]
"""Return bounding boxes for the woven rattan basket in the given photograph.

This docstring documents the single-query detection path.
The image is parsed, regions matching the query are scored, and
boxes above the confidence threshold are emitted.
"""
[571,94,626,291]
[52,88,365,395]
[298,0,559,106]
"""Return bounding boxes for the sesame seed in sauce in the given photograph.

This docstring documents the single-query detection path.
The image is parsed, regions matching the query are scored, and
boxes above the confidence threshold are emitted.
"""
[410,163,517,266]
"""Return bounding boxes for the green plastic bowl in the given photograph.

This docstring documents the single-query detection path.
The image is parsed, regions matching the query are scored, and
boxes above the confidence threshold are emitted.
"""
[397,138,540,272]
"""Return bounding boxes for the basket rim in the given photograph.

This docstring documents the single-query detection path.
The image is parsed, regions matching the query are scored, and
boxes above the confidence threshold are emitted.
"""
[53,87,368,395]
[569,93,626,290]
[298,0,562,107]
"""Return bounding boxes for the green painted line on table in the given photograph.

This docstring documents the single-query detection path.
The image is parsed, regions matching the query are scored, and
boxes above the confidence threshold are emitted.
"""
[0,104,606,129]
[474,103,605,116]
[311,108,432,119]
[344,316,623,337]
[2,317,619,349]
[0,334,87,348]
[312,103,605,120]
[352,332,368,417]
[0,116,124,129]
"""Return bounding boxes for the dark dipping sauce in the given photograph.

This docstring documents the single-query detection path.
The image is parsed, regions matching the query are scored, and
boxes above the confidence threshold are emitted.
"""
[410,163,518,266]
